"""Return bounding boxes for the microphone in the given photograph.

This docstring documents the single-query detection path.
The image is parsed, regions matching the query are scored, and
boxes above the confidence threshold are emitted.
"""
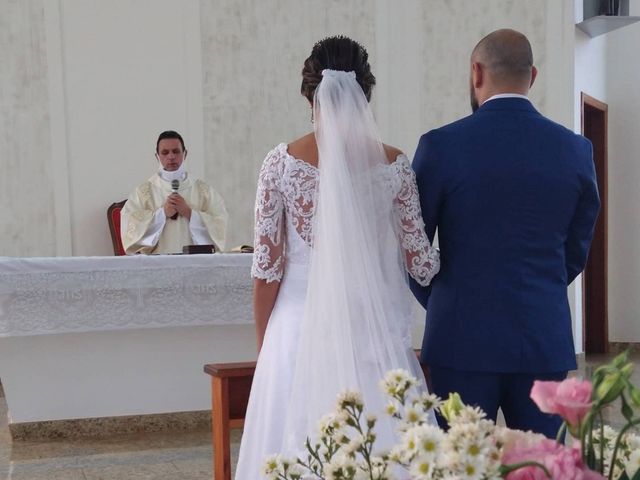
[170,179,179,220]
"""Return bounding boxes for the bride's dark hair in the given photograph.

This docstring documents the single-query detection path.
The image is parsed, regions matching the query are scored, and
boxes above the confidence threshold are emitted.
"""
[301,35,376,103]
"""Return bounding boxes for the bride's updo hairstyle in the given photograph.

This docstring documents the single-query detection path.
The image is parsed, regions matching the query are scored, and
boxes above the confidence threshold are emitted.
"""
[301,35,376,102]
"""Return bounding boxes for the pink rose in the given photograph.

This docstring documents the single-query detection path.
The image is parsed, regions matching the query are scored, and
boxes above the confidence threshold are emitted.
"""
[530,378,593,428]
[503,439,604,480]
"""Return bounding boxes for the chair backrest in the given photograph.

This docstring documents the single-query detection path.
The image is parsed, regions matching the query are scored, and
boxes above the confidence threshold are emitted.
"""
[107,200,127,256]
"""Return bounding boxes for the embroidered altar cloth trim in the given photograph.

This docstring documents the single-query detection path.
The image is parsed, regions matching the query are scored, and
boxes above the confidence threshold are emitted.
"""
[0,254,253,337]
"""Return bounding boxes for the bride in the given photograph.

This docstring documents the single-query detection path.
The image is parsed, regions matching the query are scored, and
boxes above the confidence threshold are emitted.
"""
[235,36,440,479]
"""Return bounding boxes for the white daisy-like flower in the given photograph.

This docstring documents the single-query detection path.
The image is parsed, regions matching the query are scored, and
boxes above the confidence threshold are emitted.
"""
[344,434,365,454]
[336,389,364,410]
[317,412,344,437]
[417,392,442,411]
[401,426,423,454]
[627,433,640,451]
[260,453,281,476]
[458,455,487,480]
[380,369,418,396]
[626,449,640,479]
[451,405,486,424]
[385,400,399,416]
[416,424,445,458]
[409,455,436,480]
[323,454,357,480]
[404,404,428,425]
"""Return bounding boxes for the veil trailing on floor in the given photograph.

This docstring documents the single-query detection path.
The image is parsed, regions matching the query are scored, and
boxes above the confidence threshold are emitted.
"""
[281,69,430,454]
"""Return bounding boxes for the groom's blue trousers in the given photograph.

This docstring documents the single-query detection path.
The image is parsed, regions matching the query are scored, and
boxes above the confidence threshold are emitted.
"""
[429,366,567,439]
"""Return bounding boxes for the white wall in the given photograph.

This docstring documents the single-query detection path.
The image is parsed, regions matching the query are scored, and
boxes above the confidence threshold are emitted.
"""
[0,1,56,257]
[572,2,640,343]
[1,0,577,257]
[573,23,608,352]
[604,15,640,342]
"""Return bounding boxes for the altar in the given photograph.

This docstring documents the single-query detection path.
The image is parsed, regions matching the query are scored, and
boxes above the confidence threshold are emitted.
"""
[0,254,256,428]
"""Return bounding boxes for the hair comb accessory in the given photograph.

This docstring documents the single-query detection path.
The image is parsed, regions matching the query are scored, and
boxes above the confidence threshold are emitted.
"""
[322,69,356,79]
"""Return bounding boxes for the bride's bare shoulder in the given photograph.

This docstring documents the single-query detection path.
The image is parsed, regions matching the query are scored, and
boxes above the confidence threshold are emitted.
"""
[287,133,318,166]
[382,144,404,164]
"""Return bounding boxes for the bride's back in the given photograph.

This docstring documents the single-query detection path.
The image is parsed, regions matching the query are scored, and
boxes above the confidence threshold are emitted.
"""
[288,132,403,168]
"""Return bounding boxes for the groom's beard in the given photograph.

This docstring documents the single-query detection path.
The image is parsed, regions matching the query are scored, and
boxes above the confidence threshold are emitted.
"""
[470,86,479,113]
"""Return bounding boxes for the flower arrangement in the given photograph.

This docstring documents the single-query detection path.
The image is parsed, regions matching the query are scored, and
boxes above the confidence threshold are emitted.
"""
[262,352,640,480]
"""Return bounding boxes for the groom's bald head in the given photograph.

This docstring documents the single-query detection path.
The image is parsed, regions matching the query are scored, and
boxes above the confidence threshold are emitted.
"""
[472,29,534,85]
[469,29,537,111]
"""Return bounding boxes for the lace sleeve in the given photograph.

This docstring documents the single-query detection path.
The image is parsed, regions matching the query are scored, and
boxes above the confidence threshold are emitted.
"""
[393,156,440,286]
[251,148,286,282]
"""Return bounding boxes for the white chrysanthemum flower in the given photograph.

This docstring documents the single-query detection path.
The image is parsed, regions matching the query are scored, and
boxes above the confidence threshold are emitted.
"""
[369,455,389,478]
[458,455,487,480]
[344,434,365,454]
[401,427,422,455]
[417,392,442,411]
[409,455,436,480]
[385,400,398,416]
[419,426,444,458]
[318,412,344,437]
[627,433,640,451]
[404,404,428,425]
[336,389,364,410]
[323,454,357,480]
[380,369,418,396]
[388,445,406,464]
[260,453,283,478]
[458,437,492,461]
[402,424,444,459]
[451,405,486,424]
[626,450,640,479]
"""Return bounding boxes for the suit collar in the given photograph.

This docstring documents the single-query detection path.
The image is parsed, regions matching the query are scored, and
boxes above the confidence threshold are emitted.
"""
[476,97,539,114]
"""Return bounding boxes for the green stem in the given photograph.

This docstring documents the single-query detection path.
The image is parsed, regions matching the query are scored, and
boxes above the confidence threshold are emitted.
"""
[599,411,605,474]
[556,421,567,444]
[501,461,552,478]
[608,418,640,480]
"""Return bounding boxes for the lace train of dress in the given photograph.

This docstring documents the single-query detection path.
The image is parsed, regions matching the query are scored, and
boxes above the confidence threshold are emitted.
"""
[234,144,439,479]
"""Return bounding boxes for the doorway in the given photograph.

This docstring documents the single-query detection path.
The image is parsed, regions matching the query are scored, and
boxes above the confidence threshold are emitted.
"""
[581,92,608,354]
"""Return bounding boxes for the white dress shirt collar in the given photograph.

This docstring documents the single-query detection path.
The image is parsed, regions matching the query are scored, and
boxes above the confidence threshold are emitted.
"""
[482,93,530,105]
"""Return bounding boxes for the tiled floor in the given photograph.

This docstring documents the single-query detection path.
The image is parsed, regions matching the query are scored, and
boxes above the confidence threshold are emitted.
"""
[0,353,638,479]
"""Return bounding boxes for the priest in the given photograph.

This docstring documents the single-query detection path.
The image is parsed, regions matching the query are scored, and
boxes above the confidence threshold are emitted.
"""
[121,130,228,254]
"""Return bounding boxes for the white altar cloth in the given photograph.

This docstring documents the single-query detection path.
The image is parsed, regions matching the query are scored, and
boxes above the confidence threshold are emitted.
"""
[0,254,253,337]
[0,254,257,424]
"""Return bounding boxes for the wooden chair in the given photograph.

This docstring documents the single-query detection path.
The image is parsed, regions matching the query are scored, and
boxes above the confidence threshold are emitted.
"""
[107,200,127,256]
[203,352,428,480]
[203,362,256,480]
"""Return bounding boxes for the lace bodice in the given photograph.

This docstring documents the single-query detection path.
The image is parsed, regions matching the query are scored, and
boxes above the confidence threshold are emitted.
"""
[251,143,440,285]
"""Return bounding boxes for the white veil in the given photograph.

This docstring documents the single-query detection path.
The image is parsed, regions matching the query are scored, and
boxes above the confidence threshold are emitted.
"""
[282,69,427,454]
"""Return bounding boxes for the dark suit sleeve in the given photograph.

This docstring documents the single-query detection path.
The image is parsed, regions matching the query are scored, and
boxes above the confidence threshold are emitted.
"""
[409,132,443,308]
[566,139,600,284]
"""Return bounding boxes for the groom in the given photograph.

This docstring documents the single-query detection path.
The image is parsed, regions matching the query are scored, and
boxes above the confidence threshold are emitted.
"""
[410,29,600,437]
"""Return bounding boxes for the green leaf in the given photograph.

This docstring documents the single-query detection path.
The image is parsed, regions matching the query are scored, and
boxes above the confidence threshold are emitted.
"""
[612,350,630,368]
[622,396,635,421]
[629,384,640,408]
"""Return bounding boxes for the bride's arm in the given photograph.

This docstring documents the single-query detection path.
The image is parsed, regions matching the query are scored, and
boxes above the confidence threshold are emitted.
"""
[253,279,280,352]
[393,156,440,287]
[251,150,286,352]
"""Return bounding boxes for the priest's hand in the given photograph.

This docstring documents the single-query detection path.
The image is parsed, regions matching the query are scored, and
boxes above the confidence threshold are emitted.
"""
[163,197,178,218]
[170,193,192,221]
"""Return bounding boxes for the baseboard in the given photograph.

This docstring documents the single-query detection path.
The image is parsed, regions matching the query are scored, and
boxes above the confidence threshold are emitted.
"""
[608,342,640,354]
[9,410,211,442]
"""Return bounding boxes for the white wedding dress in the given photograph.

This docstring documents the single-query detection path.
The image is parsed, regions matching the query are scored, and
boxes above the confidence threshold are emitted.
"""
[234,142,440,479]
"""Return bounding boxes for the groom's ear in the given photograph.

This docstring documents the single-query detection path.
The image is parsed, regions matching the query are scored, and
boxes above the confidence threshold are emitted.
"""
[471,62,484,89]
[529,66,538,89]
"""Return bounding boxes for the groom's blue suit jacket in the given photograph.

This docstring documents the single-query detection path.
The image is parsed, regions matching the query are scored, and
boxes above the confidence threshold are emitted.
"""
[411,97,600,374]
